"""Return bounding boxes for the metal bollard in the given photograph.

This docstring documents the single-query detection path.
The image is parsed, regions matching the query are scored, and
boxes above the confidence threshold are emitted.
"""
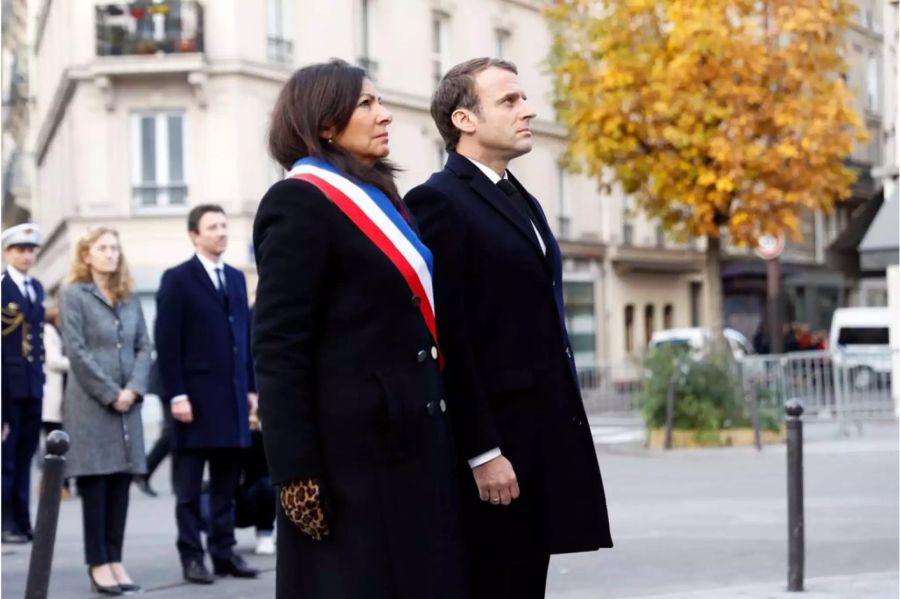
[664,358,687,450]
[785,400,804,592]
[751,386,762,452]
[24,430,70,599]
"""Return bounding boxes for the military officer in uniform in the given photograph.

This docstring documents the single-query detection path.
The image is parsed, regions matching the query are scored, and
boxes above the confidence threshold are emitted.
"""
[1,224,46,544]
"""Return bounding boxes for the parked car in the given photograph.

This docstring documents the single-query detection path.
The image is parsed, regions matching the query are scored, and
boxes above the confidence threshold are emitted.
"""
[829,307,891,389]
[649,327,754,360]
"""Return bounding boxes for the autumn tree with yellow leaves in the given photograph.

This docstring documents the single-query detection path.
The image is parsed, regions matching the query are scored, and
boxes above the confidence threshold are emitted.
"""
[546,0,867,332]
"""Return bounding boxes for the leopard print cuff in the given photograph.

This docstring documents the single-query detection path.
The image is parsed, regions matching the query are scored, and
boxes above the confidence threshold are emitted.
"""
[280,478,330,541]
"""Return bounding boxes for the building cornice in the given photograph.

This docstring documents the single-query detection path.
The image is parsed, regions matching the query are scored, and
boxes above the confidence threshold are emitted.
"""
[33,57,569,165]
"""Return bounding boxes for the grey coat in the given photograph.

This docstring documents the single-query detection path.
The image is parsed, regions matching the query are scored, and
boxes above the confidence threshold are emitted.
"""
[60,282,152,478]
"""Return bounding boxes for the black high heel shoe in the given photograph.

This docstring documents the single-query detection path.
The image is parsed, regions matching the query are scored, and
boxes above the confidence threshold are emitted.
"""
[117,582,141,594]
[88,567,123,596]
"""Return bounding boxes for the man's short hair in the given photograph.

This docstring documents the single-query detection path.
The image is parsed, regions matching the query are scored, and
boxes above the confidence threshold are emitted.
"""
[187,204,226,233]
[431,57,518,152]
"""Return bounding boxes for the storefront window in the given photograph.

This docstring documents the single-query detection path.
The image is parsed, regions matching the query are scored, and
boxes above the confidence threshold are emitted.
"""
[564,281,596,366]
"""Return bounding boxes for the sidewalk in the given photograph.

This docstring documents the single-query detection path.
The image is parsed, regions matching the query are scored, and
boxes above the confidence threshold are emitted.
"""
[2,420,896,598]
[568,571,899,599]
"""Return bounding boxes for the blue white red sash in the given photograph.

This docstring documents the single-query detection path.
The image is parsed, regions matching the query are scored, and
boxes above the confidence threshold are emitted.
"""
[286,157,442,367]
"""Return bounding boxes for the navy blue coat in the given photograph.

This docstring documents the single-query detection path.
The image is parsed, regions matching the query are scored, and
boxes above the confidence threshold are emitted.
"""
[1,272,45,417]
[405,152,613,565]
[155,256,254,450]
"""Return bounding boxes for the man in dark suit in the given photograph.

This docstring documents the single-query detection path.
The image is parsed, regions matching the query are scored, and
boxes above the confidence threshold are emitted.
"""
[1,224,46,544]
[155,205,258,583]
[405,58,613,599]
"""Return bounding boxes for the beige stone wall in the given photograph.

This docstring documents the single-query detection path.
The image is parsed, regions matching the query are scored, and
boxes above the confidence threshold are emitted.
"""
[27,0,893,366]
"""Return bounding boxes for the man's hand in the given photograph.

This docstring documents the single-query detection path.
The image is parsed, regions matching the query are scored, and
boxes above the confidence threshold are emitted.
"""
[112,389,136,413]
[171,399,193,423]
[248,392,259,413]
[472,455,520,506]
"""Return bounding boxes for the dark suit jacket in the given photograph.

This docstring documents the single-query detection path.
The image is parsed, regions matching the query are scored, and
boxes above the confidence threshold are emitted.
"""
[1,272,45,415]
[155,256,254,450]
[405,152,613,564]
[253,177,467,598]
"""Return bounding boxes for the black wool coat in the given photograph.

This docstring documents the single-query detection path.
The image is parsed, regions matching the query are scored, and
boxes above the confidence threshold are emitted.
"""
[404,152,614,567]
[252,176,468,599]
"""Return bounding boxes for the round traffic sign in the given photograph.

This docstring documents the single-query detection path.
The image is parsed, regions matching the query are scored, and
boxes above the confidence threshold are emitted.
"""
[755,234,785,260]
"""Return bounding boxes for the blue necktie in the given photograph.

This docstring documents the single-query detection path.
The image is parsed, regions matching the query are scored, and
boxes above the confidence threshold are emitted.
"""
[215,267,229,308]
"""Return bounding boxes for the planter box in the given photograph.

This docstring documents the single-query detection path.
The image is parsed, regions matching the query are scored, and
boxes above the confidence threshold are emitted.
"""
[647,426,785,449]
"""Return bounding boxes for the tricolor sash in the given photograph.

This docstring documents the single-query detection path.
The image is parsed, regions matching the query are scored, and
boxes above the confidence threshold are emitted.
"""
[287,157,442,368]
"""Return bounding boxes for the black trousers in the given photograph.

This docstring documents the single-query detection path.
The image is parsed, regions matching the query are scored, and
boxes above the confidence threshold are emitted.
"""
[235,475,276,533]
[2,398,42,535]
[471,555,551,599]
[77,473,132,565]
[145,395,173,480]
[174,448,241,564]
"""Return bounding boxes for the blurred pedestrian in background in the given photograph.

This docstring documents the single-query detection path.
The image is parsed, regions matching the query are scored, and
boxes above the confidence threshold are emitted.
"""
[60,226,151,595]
[133,357,172,498]
[41,302,72,497]
[155,205,258,584]
[1,223,45,544]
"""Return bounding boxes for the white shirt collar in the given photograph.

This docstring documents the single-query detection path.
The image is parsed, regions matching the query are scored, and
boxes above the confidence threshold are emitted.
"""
[463,156,507,185]
[195,253,224,273]
[5,265,27,288]
[195,253,227,289]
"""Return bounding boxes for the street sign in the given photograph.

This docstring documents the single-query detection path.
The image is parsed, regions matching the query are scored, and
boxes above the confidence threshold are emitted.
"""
[755,234,785,260]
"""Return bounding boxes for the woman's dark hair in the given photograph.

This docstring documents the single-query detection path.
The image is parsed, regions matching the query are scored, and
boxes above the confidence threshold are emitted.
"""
[268,59,402,206]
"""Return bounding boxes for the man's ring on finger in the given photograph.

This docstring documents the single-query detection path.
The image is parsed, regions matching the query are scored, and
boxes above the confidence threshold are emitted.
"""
[490,498,500,504]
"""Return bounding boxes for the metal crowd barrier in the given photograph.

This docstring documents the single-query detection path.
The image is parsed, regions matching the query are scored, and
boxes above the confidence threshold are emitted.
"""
[738,349,897,423]
[577,361,644,417]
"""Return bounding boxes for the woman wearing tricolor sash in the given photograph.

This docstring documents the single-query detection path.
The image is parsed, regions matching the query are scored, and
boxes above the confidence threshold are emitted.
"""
[252,60,469,599]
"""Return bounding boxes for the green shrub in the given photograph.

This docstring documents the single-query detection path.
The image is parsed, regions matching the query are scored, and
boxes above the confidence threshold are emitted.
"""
[640,344,768,434]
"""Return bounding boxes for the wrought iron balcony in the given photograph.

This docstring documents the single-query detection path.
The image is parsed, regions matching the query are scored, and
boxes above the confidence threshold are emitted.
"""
[96,2,203,57]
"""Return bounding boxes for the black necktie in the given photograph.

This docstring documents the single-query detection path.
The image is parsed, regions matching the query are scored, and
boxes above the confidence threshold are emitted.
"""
[22,278,33,312]
[497,179,542,248]
[215,267,229,308]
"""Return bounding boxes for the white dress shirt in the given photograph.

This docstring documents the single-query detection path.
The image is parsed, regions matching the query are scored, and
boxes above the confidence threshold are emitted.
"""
[171,253,228,405]
[195,252,227,291]
[465,156,547,255]
[5,265,36,303]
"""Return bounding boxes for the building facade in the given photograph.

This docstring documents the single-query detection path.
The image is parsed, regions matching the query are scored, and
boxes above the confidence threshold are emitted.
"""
[23,0,895,372]
[25,0,710,370]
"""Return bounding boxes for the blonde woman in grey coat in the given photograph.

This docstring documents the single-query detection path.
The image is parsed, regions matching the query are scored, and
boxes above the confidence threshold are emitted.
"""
[60,227,151,596]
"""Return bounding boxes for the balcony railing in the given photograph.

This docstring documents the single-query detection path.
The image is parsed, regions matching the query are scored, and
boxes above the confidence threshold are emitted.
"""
[96,2,204,57]
[267,36,293,65]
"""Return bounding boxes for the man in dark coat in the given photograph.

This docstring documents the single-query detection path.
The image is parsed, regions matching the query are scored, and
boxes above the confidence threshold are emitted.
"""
[405,58,613,599]
[155,205,258,583]
[1,224,45,544]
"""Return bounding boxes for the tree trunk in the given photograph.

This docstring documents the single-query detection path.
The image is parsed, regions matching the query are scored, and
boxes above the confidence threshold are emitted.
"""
[705,234,724,338]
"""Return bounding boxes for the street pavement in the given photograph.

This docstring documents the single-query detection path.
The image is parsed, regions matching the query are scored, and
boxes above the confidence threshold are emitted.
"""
[1,420,896,598]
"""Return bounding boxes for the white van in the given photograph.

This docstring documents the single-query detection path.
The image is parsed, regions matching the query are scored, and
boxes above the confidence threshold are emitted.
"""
[829,307,891,389]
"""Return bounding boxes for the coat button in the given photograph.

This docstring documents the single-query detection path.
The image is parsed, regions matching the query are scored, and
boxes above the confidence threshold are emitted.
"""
[116,343,122,349]
[27,356,33,362]
[426,401,436,415]
[439,399,447,413]
[552,280,557,287]
[430,346,438,360]
[233,346,238,353]
[417,350,427,363]
[411,295,421,307]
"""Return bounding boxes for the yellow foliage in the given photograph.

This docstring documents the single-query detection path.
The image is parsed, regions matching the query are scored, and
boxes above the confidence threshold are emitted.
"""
[545,0,866,246]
